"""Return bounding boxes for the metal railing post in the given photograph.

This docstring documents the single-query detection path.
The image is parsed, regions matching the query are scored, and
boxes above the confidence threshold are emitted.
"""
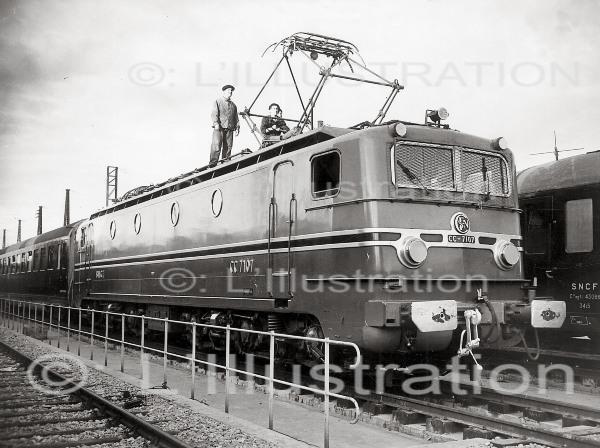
[190,321,196,400]
[324,338,330,448]
[34,304,38,334]
[163,318,169,387]
[90,310,95,361]
[120,314,125,373]
[49,305,53,345]
[41,306,45,339]
[66,307,71,352]
[269,331,274,430]
[57,306,61,348]
[225,325,230,414]
[28,302,31,333]
[77,308,82,356]
[104,312,109,367]
[11,300,14,330]
[140,315,145,380]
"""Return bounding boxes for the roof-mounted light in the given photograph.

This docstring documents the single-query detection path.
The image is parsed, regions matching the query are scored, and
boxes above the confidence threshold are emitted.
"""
[389,122,407,138]
[493,137,509,150]
[425,107,449,127]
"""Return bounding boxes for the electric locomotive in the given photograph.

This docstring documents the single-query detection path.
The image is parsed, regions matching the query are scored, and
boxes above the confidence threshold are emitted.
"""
[518,151,600,347]
[0,33,567,366]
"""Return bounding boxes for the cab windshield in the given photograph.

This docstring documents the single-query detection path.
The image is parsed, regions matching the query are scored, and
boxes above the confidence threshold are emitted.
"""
[392,141,511,197]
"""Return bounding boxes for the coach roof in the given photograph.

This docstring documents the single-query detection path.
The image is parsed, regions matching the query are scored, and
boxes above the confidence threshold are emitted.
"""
[517,151,600,195]
[0,222,80,256]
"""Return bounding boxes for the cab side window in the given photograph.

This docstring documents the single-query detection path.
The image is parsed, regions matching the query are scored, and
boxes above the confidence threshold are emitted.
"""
[565,198,594,253]
[311,151,340,198]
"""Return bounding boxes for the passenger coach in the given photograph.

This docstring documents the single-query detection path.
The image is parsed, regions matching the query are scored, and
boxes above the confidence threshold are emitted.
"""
[518,151,600,344]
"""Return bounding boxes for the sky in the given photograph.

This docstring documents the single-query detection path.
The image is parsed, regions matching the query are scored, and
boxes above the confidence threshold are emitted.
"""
[1,0,599,244]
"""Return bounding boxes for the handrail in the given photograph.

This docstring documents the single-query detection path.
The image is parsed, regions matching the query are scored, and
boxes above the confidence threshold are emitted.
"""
[1,297,362,448]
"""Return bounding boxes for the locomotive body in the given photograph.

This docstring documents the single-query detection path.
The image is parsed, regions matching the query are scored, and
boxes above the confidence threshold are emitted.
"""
[518,151,600,342]
[57,122,564,361]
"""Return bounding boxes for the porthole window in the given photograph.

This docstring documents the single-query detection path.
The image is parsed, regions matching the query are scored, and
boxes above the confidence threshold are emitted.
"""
[170,202,180,226]
[109,220,117,240]
[211,189,223,217]
[134,213,142,234]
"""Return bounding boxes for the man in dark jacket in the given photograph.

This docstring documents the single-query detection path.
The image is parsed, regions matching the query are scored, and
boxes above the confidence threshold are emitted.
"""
[260,103,289,137]
[210,84,240,167]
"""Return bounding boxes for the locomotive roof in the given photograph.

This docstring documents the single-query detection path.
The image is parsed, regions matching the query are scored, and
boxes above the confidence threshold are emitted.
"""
[91,126,353,219]
[0,221,81,256]
[517,151,600,195]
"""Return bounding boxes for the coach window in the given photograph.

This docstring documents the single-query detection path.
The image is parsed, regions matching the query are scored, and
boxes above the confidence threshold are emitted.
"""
[40,247,47,270]
[311,151,340,198]
[48,246,56,269]
[565,198,593,253]
[33,249,39,271]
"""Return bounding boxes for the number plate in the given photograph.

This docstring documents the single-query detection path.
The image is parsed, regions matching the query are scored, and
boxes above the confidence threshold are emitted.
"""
[447,234,475,243]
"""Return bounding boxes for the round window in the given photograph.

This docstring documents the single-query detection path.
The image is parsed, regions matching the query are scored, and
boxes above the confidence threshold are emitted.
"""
[109,220,116,240]
[134,213,142,234]
[170,202,180,226]
[211,189,223,217]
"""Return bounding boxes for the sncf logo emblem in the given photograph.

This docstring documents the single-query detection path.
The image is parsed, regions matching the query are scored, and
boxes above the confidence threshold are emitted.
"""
[451,212,470,234]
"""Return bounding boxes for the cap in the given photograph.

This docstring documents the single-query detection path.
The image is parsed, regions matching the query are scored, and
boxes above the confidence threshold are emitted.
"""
[268,103,280,110]
[222,84,235,92]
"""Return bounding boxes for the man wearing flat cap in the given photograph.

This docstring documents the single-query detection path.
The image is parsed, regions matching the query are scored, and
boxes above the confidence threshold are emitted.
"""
[260,103,290,138]
[210,84,240,167]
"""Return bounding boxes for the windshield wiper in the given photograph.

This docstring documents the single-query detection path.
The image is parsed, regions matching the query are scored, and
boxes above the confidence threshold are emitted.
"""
[481,158,490,201]
[396,160,429,194]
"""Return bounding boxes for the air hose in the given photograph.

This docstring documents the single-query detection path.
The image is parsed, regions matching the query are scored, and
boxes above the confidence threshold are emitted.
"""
[519,326,541,361]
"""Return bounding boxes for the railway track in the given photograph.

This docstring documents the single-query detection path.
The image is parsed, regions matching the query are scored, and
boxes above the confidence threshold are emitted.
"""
[344,377,600,448]
[0,339,194,448]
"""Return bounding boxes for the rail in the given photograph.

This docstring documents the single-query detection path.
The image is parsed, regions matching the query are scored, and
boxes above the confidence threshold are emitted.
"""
[0,297,362,448]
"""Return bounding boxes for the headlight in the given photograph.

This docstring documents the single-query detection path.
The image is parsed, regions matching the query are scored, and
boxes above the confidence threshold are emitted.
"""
[493,137,508,150]
[398,236,428,268]
[494,240,520,270]
[389,122,407,138]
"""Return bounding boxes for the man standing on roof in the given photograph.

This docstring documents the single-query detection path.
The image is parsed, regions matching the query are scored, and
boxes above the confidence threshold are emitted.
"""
[210,84,240,167]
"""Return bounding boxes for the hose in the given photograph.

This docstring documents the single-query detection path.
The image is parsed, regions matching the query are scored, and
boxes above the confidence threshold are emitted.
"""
[519,326,541,361]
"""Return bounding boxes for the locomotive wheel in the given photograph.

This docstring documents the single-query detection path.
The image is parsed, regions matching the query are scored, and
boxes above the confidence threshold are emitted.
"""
[304,325,325,361]
[235,319,258,354]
